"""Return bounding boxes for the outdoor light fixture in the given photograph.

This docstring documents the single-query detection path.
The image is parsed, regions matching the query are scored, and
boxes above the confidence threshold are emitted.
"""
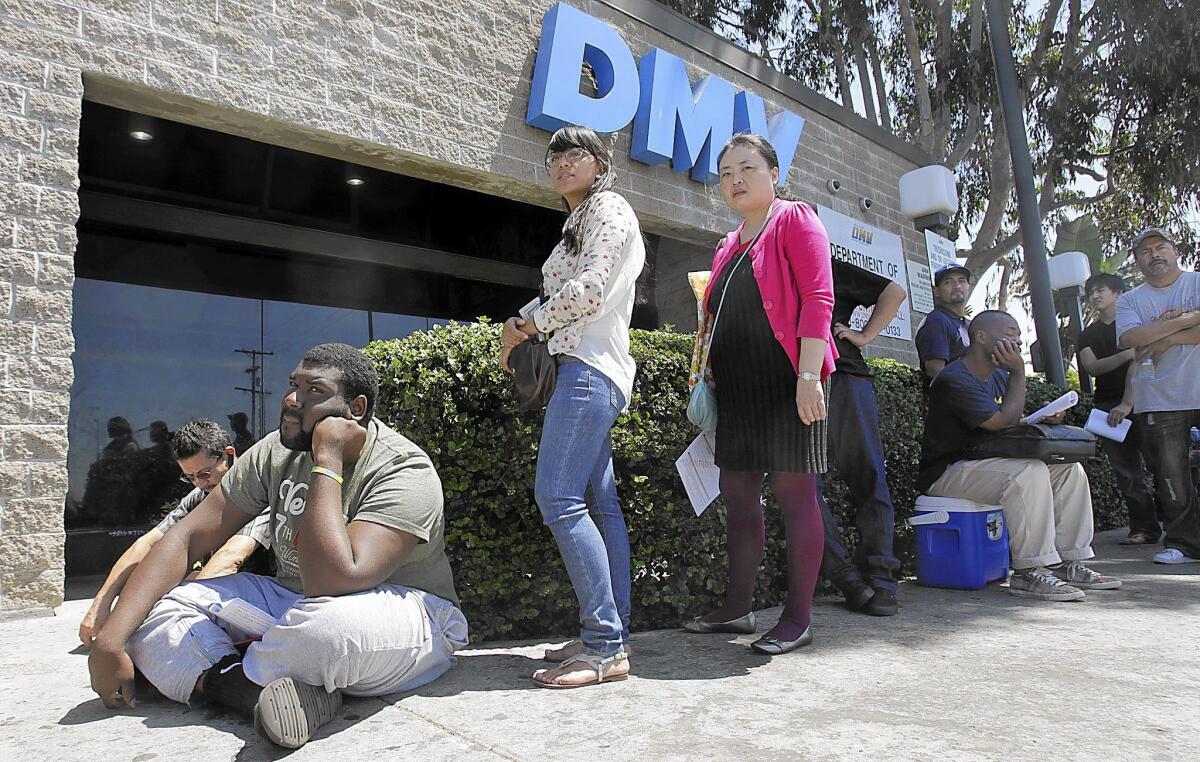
[899,165,958,233]
[1047,250,1091,291]
[345,176,365,186]
[826,178,841,193]
[129,129,153,141]
[859,196,873,212]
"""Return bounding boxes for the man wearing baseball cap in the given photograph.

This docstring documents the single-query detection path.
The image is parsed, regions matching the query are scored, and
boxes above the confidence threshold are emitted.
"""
[915,264,972,380]
[1115,227,1200,564]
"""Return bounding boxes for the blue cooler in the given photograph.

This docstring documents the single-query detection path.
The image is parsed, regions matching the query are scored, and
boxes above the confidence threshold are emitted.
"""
[908,496,1009,589]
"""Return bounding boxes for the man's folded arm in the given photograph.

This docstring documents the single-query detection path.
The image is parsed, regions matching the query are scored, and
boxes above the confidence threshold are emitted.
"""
[93,487,253,652]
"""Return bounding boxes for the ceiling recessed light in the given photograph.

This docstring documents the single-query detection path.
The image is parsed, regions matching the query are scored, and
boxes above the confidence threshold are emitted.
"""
[129,130,153,141]
[346,177,365,186]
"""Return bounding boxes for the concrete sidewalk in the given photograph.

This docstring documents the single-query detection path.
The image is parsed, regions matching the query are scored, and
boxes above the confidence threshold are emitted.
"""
[1,529,1198,761]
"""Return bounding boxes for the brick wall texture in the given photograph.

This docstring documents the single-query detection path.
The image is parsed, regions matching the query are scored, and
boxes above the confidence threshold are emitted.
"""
[0,0,927,616]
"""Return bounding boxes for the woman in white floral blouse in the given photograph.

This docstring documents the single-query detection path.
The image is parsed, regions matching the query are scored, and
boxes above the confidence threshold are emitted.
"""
[499,126,645,688]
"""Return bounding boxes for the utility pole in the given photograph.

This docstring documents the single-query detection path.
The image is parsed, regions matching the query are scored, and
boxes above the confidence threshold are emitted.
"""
[985,0,1067,386]
[234,348,273,439]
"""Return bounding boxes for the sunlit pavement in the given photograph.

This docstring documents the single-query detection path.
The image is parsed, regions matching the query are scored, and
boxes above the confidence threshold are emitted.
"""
[2,529,1197,761]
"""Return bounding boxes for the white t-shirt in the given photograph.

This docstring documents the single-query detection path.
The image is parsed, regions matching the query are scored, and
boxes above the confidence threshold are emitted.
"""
[1115,269,1200,412]
[532,190,646,410]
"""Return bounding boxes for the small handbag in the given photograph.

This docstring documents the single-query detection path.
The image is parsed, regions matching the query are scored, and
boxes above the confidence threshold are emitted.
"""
[687,249,754,432]
[687,213,774,432]
[509,336,557,411]
[963,423,1096,465]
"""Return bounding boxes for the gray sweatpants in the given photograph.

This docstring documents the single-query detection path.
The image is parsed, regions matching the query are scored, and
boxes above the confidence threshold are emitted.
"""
[127,572,468,704]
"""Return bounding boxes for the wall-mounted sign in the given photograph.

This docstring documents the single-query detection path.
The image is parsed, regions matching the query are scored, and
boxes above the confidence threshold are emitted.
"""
[817,205,911,340]
[924,229,959,283]
[526,3,805,185]
[906,260,935,314]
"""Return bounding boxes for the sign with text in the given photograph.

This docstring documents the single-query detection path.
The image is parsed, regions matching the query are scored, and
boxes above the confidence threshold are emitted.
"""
[818,205,911,340]
[907,260,935,314]
[924,229,959,284]
[526,3,805,185]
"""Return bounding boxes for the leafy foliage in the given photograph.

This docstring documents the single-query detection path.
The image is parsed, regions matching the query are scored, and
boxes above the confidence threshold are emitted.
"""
[656,0,1199,277]
[368,323,1127,642]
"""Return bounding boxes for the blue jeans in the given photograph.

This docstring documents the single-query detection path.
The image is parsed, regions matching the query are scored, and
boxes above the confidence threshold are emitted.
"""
[1095,405,1160,538]
[534,359,629,656]
[817,372,899,593]
[1136,409,1200,557]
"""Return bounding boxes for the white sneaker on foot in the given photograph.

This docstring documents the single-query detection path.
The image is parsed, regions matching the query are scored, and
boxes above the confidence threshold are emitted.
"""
[1153,548,1200,564]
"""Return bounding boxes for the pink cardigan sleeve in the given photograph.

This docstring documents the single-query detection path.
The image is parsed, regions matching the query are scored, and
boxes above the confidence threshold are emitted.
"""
[781,203,835,339]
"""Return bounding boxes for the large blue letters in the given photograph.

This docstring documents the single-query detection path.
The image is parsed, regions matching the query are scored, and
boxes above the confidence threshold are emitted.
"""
[525,3,639,134]
[526,3,804,187]
[631,50,734,184]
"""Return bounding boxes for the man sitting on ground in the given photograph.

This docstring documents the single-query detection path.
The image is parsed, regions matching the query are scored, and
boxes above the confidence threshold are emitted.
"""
[87,343,467,749]
[1078,274,1160,545]
[79,419,271,648]
[918,310,1121,601]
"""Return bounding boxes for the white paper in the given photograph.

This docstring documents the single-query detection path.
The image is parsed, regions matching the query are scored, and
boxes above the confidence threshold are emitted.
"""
[1085,408,1132,443]
[210,598,277,638]
[1023,391,1078,424]
[517,296,540,321]
[675,432,721,516]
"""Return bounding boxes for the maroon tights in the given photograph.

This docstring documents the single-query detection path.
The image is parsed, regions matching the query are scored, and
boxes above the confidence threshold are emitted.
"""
[704,470,823,641]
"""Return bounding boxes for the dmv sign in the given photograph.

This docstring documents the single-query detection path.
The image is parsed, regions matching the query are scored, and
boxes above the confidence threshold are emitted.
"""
[526,3,806,186]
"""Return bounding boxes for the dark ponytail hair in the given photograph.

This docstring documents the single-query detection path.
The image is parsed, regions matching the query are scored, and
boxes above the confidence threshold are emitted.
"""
[546,125,618,256]
[717,132,798,201]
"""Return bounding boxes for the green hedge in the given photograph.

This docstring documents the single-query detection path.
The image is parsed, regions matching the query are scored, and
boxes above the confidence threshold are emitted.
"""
[366,323,1126,642]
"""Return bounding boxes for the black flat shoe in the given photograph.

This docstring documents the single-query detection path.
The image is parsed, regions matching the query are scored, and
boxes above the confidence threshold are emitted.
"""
[681,611,757,634]
[750,626,813,655]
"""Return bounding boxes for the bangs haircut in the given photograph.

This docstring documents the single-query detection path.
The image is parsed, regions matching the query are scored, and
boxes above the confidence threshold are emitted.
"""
[546,124,613,175]
[171,418,232,461]
[717,132,780,171]
[300,343,379,426]
[1085,273,1126,295]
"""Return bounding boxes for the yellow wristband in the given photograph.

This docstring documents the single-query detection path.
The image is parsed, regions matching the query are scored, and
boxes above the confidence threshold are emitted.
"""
[310,466,344,485]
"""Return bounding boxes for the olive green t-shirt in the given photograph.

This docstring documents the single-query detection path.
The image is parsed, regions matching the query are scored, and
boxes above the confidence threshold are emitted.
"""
[220,418,458,605]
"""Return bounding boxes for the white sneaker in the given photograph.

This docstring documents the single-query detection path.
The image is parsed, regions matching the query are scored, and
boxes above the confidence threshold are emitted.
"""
[1153,548,1200,564]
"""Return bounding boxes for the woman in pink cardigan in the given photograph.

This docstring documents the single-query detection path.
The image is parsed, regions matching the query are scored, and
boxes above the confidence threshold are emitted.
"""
[683,133,836,654]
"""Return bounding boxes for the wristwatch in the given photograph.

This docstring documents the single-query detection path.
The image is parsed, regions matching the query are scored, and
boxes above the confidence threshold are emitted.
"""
[798,371,820,382]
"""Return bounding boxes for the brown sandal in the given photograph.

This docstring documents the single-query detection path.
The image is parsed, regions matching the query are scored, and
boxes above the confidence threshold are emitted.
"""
[543,640,632,662]
[532,652,628,689]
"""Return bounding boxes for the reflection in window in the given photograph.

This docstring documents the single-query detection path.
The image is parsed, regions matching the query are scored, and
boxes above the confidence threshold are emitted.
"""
[68,279,443,530]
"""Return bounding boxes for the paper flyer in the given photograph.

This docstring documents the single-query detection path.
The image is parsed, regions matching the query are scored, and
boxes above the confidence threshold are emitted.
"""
[1023,391,1078,424]
[675,432,720,516]
[1085,408,1132,442]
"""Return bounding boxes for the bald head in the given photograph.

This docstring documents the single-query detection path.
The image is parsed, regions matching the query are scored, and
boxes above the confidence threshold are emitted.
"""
[968,310,1019,339]
[965,309,1022,366]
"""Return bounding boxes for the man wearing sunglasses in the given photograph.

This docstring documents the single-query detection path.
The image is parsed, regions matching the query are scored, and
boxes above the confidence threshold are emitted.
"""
[79,418,271,648]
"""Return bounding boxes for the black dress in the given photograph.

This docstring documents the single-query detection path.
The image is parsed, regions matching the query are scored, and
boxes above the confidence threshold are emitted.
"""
[709,241,828,474]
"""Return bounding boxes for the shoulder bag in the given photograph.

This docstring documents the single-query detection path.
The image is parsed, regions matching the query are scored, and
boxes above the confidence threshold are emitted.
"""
[687,213,772,432]
[963,423,1096,465]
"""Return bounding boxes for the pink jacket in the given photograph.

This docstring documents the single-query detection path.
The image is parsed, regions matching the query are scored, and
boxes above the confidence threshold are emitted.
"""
[703,199,838,380]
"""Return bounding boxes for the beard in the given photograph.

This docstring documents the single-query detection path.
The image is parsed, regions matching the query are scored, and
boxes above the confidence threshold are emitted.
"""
[279,413,313,451]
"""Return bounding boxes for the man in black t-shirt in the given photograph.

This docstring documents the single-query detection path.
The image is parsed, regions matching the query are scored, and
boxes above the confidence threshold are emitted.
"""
[920,310,1120,600]
[1079,273,1159,544]
[818,259,908,616]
